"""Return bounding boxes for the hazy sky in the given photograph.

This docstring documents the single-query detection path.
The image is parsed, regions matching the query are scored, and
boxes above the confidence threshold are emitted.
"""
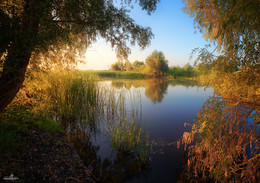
[77,0,209,70]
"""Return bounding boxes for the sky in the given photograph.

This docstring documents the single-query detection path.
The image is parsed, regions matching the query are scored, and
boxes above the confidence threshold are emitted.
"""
[77,0,210,70]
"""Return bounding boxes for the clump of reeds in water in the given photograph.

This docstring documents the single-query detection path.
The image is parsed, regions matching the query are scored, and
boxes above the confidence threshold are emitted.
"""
[107,117,150,168]
[96,81,142,123]
[44,70,101,129]
[43,70,143,132]
[181,97,260,182]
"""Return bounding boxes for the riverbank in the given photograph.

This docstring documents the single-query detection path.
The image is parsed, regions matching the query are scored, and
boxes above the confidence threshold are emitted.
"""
[81,70,146,79]
[80,70,198,82]
[0,124,96,182]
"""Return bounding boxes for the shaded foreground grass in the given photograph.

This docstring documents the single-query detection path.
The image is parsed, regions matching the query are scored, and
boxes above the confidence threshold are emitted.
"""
[0,109,96,182]
[0,70,100,182]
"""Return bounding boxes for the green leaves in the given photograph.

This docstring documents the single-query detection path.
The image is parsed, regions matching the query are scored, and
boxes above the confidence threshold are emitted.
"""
[184,0,259,67]
[1,0,159,69]
[145,50,169,76]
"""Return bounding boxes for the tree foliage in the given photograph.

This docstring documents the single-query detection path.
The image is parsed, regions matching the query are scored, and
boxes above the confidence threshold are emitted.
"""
[125,60,133,71]
[184,0,259,67]
[168,63,196,78]
[132,60,145,72]
[145,50,168,76]
[0,0,160,110]
[111,61,124,71]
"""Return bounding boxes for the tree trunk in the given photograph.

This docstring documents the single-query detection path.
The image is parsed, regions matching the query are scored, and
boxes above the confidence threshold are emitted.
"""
[0,44,32,111]
[0,0,40,111]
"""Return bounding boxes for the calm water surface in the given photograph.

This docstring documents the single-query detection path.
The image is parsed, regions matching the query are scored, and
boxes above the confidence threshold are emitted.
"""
[76,79,214,182]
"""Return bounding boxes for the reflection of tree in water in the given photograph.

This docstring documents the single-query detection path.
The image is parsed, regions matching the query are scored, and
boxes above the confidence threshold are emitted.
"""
[111,81,133,90]
[68,127,150,183]
[168,79,201,88]
[182,96,260,182]
[111,79,202,103]
[111,81,126,89]
[144,79,168,103]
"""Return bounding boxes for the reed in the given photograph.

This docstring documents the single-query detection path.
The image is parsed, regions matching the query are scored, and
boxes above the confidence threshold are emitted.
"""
[107,117,150,167]
[38,70,102,129]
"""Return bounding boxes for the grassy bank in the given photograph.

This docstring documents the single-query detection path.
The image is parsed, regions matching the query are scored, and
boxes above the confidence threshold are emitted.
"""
[80,69,199,80]
[0,105,96,182]
[81,70,146,79]
[1,69,149,181]
[0,70,100,181]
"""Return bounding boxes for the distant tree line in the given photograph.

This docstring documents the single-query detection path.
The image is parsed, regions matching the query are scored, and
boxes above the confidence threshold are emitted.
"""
[111,50,199,78]
[110,50,169,77]
[168,63,196,78]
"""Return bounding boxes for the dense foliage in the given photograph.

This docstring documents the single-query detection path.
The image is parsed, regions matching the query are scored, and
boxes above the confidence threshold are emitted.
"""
[182,0,260,181]
[109,50,169,77]
[184,0,259,67]
[110,60,133,71]
[145,50,169,77]
[132,60,145,72]
[168,63,196,78]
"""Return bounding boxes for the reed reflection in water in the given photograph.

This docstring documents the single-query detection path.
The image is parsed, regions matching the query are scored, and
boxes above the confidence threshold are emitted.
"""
[63,79,215,183]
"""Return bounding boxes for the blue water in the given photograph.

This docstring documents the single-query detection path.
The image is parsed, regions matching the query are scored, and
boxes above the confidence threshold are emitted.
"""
[82,79,214,183]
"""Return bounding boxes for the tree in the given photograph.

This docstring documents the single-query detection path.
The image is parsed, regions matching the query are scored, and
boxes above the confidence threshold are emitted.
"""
[125,60,133,71]
[132,60,145,72]
[0,0,160,111]
[183,63,192,71]
[111,63,121,71]
[145,50,168,77]
[183,0,259,67]
[110,61,124,71]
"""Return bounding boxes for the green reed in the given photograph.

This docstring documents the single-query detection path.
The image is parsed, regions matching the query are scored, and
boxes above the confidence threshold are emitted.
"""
[44,70,98,128]
[107,117,150,167]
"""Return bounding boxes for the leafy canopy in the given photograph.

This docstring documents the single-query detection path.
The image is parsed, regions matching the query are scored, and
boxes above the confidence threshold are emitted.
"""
[0,0,160,69]
[145,50,168,76]
[132,60,145,72]
[184,0,259,67]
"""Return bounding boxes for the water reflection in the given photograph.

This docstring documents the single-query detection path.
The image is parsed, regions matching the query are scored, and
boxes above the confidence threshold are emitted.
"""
[63,79,213,183]
[68,127,151,183]
[111,79,202,103]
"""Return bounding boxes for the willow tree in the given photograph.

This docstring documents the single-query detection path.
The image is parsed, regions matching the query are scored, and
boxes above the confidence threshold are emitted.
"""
[0,0,160,111]
[183,0,259,67]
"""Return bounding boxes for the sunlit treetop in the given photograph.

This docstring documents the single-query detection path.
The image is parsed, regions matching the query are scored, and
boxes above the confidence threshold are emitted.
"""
[145,50,169,76]
[183,0,259,66]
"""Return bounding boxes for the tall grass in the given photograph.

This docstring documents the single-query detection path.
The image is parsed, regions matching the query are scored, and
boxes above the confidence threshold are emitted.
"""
[107,117,150,168]
[6,69,102,131]
[45,70,98,128]
[3,69,149,169]
[25,70,143,131]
